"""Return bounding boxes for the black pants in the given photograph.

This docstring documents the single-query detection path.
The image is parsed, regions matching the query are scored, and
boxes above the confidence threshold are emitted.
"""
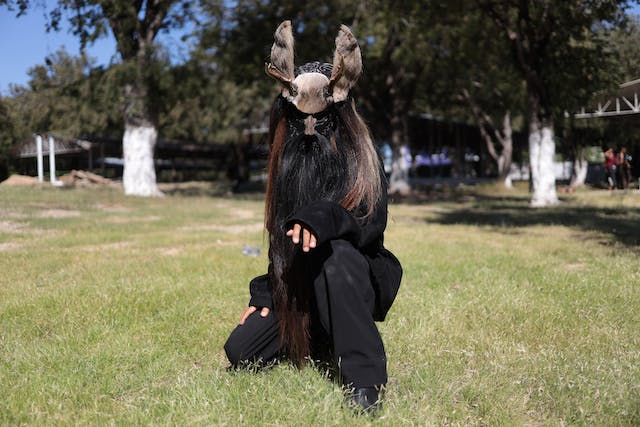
[224,239,387,388]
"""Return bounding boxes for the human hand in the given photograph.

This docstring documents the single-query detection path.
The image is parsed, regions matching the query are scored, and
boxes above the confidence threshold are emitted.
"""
[239,305,270,325]
[286,223,317,252]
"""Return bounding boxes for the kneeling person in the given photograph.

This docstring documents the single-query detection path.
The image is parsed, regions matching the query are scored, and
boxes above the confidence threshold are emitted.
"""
[224,20,402,413]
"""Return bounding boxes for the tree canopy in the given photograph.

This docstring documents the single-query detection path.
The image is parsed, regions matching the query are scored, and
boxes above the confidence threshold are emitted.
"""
[1,0,638,191]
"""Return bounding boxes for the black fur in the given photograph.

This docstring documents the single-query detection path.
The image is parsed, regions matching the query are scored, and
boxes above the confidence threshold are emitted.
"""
[266,97,361,361]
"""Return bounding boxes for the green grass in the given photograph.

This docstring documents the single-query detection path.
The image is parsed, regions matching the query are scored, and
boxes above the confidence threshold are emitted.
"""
[1,182,639,425]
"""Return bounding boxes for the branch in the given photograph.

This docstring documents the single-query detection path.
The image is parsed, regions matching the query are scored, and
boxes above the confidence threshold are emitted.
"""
[478,0,545,100]
[460,88,501,162]
[142,0,171,45]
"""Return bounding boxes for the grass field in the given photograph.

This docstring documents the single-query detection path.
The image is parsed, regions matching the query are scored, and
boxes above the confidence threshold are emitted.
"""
[1,182,639,425]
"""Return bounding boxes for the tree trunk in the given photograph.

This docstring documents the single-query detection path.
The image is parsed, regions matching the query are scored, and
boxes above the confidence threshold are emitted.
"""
[566,121,587,188]
[528,105,559,206]
[389,144,411,195]
[122,123,162,196]
[462,89,513,188]
[498,111,513,188]
[386,75,411,195]
[570,148,588,188]
[121,42,162,197]
[388,109,411,195]
[485,111,514,188]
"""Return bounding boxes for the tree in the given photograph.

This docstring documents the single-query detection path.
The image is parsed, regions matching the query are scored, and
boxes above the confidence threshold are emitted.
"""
[477,0,630,206]
[190,0,369,184]
[608,12,640,82]
[0,97,15,180]
[199,0,460,194]
[3,0,204,196]
[197,0,358,130]
[6,49,121,140]
[431,3,525,188]
[355,0,458,194]
[564,10,640,188]
[159,61,268,144]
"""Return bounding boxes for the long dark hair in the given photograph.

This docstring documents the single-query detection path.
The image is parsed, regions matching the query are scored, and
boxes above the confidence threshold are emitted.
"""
[264,95,382,364]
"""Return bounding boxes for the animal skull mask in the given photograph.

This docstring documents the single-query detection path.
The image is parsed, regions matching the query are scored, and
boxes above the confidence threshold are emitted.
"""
[265,20,363,114]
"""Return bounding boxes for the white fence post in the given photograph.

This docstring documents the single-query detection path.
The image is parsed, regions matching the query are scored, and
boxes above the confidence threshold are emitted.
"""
[48,135,61,185]
[35,134,44,182]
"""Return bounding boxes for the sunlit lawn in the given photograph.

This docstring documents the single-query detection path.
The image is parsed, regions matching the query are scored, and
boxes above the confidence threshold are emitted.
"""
[1,182,639,425]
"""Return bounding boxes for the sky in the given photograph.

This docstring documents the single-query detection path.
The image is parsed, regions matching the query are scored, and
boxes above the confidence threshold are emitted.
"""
[1,4,638,96]
[0,5,193,96]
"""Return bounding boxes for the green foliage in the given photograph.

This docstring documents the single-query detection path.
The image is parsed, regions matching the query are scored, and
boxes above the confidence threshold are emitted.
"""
[191,0,364,135]
[44,1,198,56]
[0,97,15,179]
[354,0,459,140]
[36,1,206,128]
[477,0,631,117]
[209,0,357,86]
[160,64,269,143]
[0,184,639,424]
[6,49,121,140]
[603,13,640,83]
[0,97,15,149]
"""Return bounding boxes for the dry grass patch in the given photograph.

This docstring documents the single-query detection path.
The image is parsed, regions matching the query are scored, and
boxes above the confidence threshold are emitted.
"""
[0,242,22,251]
[0,220,27,233]
[37,209,82,218]
[180,223,264,234]
[105,215,162,224]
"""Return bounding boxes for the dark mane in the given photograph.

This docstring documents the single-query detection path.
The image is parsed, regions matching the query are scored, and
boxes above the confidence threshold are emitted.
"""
[264,95,382,364]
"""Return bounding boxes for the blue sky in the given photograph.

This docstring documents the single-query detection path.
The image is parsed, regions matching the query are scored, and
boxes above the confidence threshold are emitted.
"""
[0,6,193,95]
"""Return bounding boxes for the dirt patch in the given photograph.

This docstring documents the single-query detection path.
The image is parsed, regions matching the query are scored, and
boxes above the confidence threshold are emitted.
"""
[159,247,182,256]
[214,239,244,246]
[0,210,27,219]
[39,209,82,218]
[95,203,131,213]
[77,241,132,252]
[0,242,21,251]
[232,208,256,219]
[182,222,264,234]
[0,221,26,233]
[563,263,587,271]
[105,215,161,224]
[0,174,42,186]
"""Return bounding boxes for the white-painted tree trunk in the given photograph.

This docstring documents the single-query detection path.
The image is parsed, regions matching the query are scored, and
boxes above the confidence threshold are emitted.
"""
[389,145,411,195]
[570,153,588,188]
[498,155,513,188]
[122,124,162,197]
[529,123,559,207]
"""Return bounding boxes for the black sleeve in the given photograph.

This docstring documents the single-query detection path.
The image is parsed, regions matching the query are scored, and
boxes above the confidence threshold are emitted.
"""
[285,201,360,247]
[248,272,273,309]
[285,174,389,249]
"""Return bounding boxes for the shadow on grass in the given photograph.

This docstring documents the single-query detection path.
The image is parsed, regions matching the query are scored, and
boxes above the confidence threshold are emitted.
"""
[158,180,266,200]
[427,193,640,249]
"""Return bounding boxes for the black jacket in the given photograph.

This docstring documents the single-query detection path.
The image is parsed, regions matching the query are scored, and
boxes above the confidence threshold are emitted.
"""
[249,187,402,321]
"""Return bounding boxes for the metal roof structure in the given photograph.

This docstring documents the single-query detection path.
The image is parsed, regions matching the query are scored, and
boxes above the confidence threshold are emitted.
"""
[575,78,640,119]
[13,135,90,159]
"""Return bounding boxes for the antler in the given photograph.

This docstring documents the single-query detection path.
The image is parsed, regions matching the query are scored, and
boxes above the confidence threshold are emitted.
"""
[329,25,362,102]
[265,63,297,98]
[327,57,343,100]
[266,20,297,99]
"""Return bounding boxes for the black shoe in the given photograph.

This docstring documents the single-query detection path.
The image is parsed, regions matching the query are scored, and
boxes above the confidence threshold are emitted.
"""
[351,386,382,414]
